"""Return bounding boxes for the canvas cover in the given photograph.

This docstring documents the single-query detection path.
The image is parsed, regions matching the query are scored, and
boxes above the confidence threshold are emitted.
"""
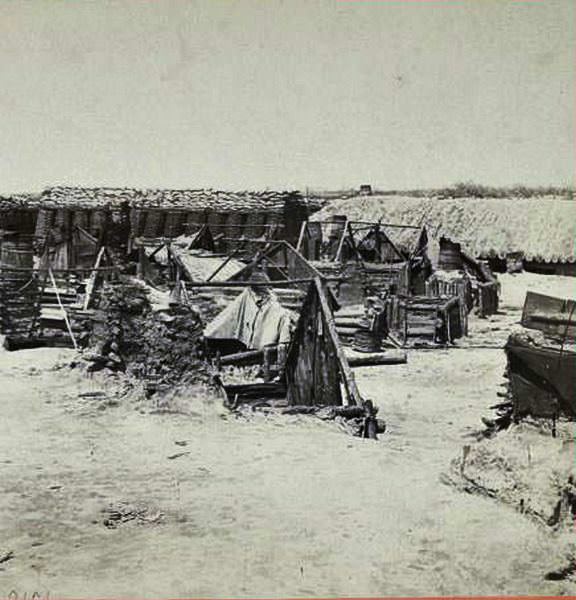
[170,246,245,282]
[204,288,295,350]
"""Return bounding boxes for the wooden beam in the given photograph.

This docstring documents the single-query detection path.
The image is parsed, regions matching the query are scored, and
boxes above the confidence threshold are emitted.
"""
[334,218,349,262]
[83,246,106,310]
[206,243,245,282]
[347,352,407,367]
[318,219,420,230]
[185,277,344,289]
[296,221,307,252]
[346,221,365,267]
[48,268,78,351]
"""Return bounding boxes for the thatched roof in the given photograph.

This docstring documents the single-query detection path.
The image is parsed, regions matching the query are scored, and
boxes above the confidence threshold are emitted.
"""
[34,186,300,213]
[313,195,576,263]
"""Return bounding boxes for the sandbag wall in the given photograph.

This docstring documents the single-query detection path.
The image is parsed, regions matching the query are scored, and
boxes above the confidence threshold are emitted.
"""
[128,196,305,243]
[130,209,285,256]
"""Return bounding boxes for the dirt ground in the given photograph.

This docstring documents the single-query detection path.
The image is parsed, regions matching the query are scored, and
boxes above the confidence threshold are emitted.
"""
[0,272,574,598]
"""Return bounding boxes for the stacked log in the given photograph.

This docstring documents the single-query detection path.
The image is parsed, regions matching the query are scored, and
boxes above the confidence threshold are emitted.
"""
[334,308,366,346]
[0,270,41,336]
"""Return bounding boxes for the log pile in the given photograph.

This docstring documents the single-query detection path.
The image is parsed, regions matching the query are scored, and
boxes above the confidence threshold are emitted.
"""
[0,270,41,336]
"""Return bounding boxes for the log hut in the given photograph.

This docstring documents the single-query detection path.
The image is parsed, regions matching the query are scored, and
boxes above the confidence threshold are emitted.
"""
[0,257,119,351]
[1,186,312,268]
[296,216,465,348]
[296,217,426,306]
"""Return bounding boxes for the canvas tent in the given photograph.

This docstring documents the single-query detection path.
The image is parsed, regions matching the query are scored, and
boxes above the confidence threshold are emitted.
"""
[204,287,296,351]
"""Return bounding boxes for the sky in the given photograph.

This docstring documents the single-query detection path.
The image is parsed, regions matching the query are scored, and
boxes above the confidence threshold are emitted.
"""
[0,0,573,193]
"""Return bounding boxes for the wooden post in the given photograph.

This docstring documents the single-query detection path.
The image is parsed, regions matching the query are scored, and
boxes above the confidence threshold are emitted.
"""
[403,302,408,344]
[296,221,307,253]
[334,218,349,262]
[83,246,106,310]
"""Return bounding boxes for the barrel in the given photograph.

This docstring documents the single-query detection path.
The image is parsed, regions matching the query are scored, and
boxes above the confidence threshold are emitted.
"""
[353,328,382,353]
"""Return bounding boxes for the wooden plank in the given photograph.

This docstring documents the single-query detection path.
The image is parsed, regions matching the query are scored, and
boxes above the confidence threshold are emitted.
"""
[406,326,437,337]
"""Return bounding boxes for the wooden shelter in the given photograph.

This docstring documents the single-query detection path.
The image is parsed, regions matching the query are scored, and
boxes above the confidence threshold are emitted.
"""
[425,237,500,317]
[285,278,363,407]
[295,217,424,305]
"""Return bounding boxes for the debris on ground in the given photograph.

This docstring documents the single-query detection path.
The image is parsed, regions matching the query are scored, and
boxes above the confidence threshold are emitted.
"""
[101,502,164,529]
[545,557,576,581]
[167,451,190,460]
[443,419,576,529]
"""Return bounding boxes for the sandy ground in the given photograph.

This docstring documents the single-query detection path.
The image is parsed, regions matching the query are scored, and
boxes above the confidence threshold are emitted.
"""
[0,272,574,598]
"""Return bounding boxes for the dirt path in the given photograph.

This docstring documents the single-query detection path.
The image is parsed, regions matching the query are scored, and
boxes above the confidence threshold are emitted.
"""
[0,273,574,598]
